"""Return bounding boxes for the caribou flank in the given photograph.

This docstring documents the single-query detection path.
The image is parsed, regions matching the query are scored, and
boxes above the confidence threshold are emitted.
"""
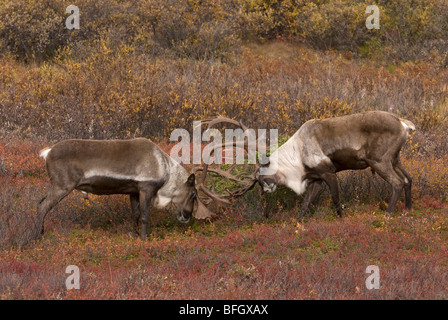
[257,111,416,219]
[36,138,201,240]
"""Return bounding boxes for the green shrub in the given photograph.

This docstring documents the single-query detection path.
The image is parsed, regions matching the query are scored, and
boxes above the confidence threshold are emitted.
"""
[0,0,239,62]
[1,0,447,62]
[138,0,239,59]
[0,0,66,61]
[379,0,448,61]
[296,0,375,51]
[237,0,300,39]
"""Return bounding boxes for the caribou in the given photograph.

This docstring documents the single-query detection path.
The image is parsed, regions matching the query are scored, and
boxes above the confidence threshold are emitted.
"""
[36,138,212,240]
[257,111,416,219]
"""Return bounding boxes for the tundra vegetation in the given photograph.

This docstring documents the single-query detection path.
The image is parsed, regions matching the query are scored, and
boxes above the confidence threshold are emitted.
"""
[1,0,448,299]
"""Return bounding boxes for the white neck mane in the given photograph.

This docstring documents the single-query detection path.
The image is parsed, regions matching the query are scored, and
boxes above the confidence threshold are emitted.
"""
[269,134,308,195]
[153,156,189,209]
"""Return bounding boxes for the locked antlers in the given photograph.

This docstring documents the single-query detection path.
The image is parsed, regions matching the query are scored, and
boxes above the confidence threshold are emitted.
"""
[192,116,270,219]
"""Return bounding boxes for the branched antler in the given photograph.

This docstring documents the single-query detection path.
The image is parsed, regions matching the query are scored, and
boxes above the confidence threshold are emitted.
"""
[193,116,270,218]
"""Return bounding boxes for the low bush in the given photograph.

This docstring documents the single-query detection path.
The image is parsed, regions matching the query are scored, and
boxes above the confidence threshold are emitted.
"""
[1,42,447,141]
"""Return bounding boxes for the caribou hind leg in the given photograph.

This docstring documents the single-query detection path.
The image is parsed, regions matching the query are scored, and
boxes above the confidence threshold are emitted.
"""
[369,161,405,217]
[394,163,412,211]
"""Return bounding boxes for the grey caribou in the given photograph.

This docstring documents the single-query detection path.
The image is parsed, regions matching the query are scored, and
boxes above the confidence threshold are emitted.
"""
[36,138,208,240]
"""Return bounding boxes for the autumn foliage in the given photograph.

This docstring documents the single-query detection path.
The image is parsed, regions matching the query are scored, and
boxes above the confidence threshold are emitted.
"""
[1,0,448,300]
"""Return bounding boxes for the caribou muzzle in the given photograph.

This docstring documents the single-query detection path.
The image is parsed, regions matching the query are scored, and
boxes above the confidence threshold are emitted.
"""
[177,210,191,224]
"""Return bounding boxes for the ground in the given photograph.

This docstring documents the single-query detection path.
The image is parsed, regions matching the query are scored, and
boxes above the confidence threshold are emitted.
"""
[1,171,447,299]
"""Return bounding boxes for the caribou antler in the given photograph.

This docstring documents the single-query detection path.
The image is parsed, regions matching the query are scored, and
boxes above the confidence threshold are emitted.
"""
[193,116,270,218]
[202,116,249,132]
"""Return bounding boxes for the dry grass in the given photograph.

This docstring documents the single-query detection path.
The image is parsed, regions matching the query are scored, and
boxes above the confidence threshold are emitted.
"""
[1,42,447,142]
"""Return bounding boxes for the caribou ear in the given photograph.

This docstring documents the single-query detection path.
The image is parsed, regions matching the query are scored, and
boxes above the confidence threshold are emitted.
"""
[187,173,195,186]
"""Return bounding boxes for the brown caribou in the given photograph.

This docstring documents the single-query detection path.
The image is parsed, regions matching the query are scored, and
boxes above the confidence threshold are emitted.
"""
[256,111,416,219]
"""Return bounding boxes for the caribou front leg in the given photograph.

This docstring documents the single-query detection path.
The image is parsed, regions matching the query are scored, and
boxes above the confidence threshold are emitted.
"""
[137,183,159,240]
[129,193,140,237]
[321,172,343,218]
[299,180,324,221]
[35,185,74,240]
